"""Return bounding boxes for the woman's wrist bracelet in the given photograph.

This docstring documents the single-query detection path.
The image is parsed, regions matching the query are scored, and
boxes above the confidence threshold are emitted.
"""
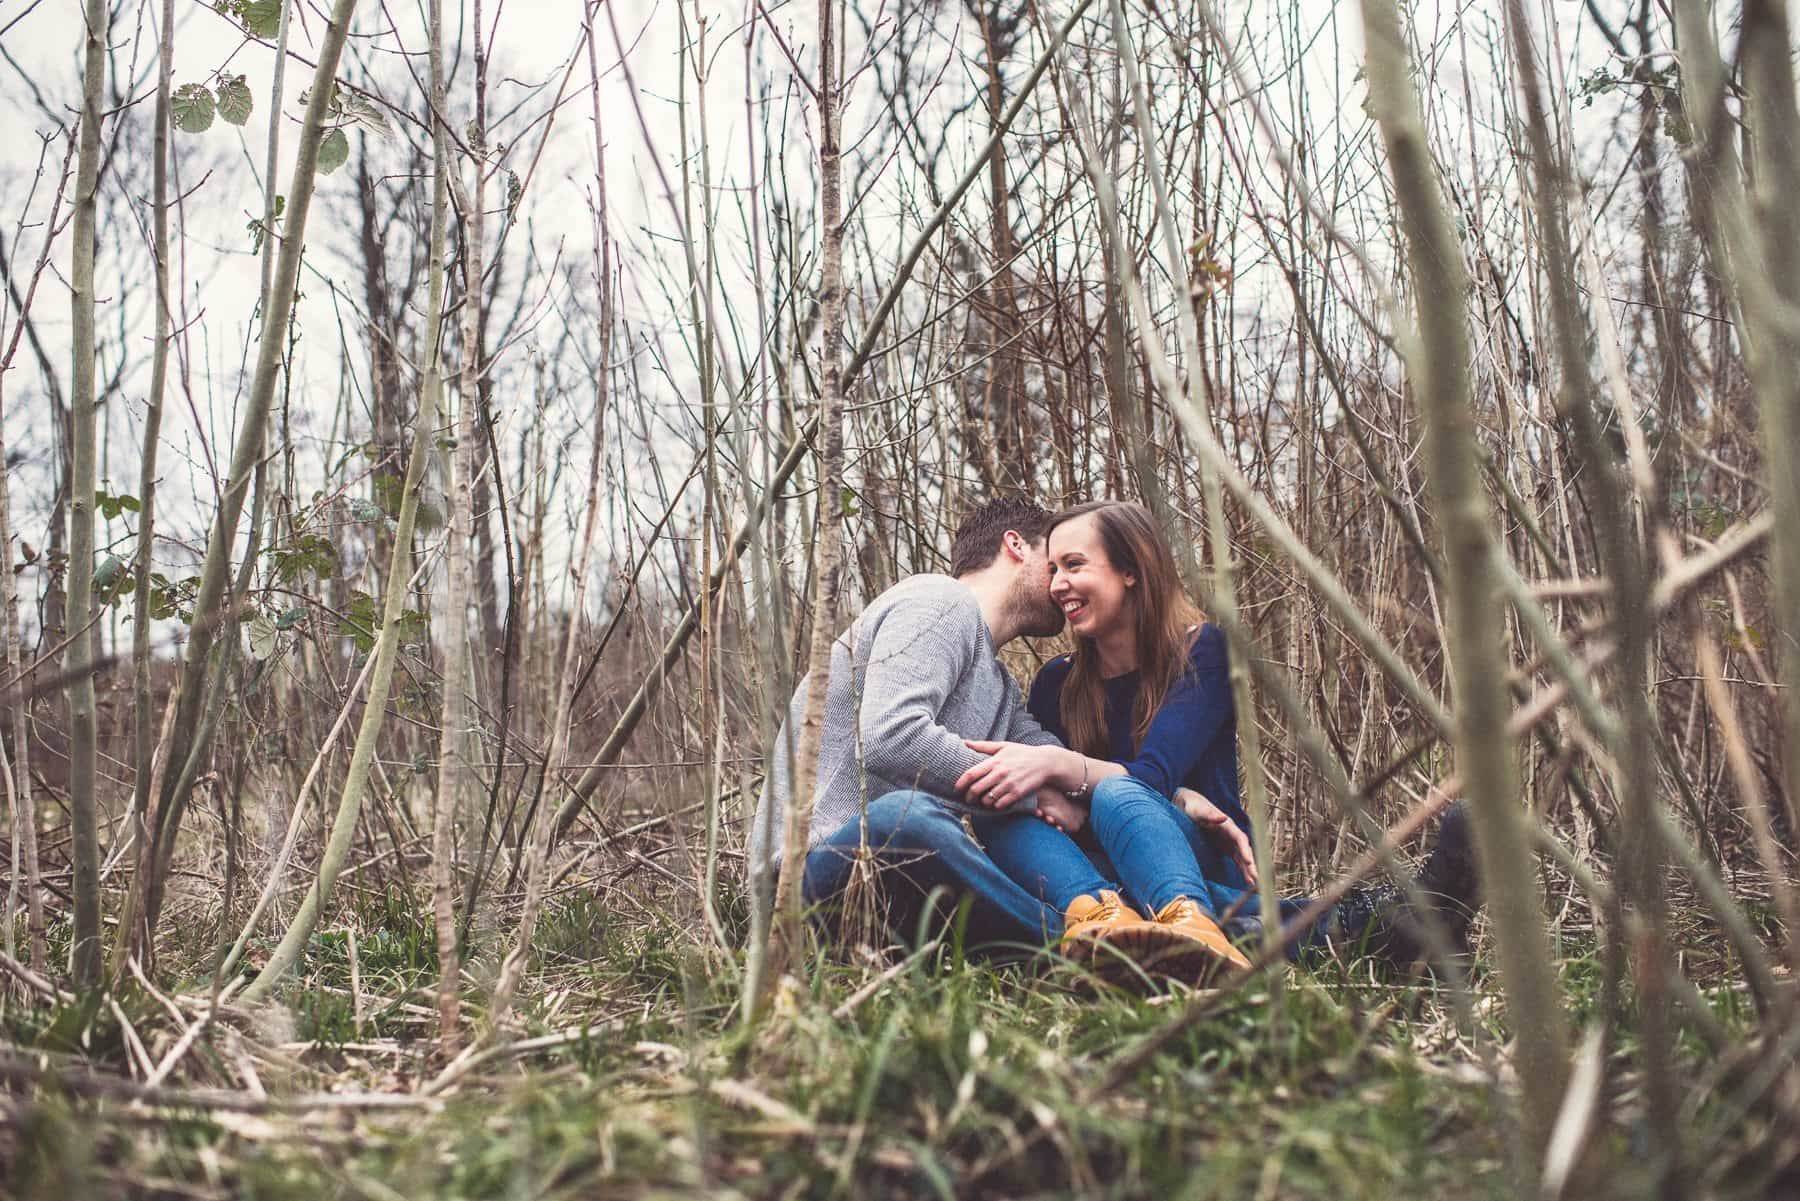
[1067,753,1091,803]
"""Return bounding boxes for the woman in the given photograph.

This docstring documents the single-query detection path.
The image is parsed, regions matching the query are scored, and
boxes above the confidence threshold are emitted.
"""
[957,500,1478,981]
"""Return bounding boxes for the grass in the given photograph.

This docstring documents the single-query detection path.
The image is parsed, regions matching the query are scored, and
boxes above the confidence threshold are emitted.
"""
[2,883,1791,1200]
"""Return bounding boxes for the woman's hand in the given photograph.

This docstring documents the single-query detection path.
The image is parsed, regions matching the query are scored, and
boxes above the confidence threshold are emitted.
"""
[1035,788,1086,834]
[1175,787,1259,888]
[955,740,1065,809]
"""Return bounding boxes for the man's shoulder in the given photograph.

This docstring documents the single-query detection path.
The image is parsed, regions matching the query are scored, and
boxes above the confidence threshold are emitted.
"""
[851,574,984,663]
[862,573,981,627]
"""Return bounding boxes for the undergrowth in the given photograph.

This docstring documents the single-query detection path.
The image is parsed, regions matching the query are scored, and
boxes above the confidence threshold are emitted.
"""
[1,886,1789,1200]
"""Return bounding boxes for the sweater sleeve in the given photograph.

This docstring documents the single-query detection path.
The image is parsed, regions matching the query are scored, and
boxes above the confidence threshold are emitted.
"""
[853,597,990,804]
[1118,626,1233,797]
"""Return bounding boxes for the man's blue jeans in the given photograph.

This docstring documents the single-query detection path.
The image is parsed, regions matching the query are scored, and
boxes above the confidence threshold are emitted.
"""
[801,790,1113,952]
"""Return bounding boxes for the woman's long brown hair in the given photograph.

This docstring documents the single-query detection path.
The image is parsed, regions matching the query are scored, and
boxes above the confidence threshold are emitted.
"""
[1048,501,1204,758]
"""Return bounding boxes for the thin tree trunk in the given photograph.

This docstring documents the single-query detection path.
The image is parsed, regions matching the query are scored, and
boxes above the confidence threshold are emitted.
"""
[973,0,1027,492]
[1737,0,1800,903]
[66,0,109,987]
[424,0,461,1054]
[138,0,364,947]
[237,0,444,1004]
[485,3,614,1032]
[1102,0,1283,971]
[123,0,175,969]
[1502,1,1676,1187]
[0,145,72,976]
[768,0,848,987]
[1359,0,1568,1166]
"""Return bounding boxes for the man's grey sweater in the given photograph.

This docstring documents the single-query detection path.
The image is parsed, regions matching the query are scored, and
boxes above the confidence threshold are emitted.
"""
[748,573,1059,893]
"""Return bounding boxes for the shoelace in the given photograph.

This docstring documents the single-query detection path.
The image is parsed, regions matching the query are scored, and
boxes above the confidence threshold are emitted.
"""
[1159,898,1204,925]
[1090,894,1124,922]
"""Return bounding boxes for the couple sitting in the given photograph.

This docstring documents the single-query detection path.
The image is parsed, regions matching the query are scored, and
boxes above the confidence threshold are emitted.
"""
[749,498,1478,982]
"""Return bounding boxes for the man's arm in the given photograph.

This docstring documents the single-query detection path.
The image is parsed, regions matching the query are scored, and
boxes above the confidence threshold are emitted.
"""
[853,600,993,807]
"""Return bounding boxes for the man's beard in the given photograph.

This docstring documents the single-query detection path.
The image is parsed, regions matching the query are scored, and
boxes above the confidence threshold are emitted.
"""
[1012,578,1066,638]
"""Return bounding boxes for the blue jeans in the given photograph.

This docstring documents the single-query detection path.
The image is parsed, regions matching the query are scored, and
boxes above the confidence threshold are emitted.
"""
[981,775,1319,951]
[802,790,1116,952]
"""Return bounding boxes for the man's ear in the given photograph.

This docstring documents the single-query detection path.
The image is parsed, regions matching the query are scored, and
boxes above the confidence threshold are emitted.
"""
[1002,530,1027,562]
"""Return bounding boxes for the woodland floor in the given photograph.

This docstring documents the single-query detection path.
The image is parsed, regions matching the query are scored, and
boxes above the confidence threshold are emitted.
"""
[0,879,1791,1200]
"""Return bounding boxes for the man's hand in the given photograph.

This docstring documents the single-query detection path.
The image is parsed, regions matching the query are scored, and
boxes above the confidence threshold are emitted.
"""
[955,739,1062,809]
[1034,788,1086,834]
[1175,787,1259,888]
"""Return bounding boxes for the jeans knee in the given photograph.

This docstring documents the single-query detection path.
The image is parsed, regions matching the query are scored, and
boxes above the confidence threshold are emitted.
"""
[862,789,962,847]
[1089,774,1162,834]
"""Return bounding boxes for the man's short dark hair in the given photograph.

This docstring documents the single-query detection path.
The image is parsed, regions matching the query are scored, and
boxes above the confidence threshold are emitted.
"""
[949,497,1054,576]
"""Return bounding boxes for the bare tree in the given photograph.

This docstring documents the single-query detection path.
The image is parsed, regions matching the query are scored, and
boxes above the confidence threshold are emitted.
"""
[1360,0,1568,1162]
[65,0,109,987]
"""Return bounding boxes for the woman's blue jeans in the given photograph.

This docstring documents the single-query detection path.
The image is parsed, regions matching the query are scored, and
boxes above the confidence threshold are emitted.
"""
[978,775,1312,933]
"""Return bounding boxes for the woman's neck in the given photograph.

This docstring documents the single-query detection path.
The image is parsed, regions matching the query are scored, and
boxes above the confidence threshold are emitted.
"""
[1094,629,1137,678]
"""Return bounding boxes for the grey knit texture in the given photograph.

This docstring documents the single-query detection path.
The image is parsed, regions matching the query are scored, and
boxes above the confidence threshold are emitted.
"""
[748,574,1058,892]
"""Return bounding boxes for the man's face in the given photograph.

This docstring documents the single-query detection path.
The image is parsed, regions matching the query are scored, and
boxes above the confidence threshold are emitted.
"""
[1010,534,1067,638]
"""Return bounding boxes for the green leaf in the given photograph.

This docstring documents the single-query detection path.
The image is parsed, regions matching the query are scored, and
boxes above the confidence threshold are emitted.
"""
[316,127,349,176]
[216,75,253,126]
[372,473,406,517]
[339,590,379,653]
[343,93,390,137]
[241,0,285,37]
[246,193,285,253]
[269,532,336,584]
[395,607,430,647]
[93,553,125,592]
[172,83,215,133]
[247,614,278,661]
[94,489,140,520]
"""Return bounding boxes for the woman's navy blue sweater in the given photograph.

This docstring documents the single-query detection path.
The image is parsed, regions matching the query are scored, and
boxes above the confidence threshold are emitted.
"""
[1026,623,1250,835]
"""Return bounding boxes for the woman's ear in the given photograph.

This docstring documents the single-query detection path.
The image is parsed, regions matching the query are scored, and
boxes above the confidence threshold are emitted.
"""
[1123,573,1137,588]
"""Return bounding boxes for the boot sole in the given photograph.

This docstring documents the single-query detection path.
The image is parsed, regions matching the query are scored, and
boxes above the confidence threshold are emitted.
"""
[1072,924,1243,988]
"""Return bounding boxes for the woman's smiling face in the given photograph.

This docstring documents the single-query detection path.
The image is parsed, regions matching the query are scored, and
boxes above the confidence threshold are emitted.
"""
[1047,512,1136,642]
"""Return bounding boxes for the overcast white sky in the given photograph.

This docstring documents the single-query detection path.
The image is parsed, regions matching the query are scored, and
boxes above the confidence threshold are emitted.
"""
[0,0,1719,639]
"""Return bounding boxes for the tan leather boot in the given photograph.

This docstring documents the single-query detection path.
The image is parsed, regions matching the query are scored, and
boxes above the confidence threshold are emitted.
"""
[1063,891,1202,987]
[1060,890,1143,958]
[1114,897,1252,984]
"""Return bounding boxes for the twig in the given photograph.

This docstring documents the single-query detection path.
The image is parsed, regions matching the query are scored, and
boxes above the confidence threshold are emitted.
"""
[0,1053,439,1113]
[0,949,69,1002]
[420,1018,630,1096]
[830,937,943,1020]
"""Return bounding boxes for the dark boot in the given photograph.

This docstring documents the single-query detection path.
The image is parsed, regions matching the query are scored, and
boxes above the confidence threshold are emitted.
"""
[1321,803,1481,971]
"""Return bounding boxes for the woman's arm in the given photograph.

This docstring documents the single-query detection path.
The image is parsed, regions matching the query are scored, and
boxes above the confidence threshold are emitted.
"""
[1115,626,1233,797]
[1175,787,1258,886]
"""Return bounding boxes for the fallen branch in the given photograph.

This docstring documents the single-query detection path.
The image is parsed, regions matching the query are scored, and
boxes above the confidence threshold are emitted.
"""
[0,949,70,1003]
[0,1052,439,1114]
